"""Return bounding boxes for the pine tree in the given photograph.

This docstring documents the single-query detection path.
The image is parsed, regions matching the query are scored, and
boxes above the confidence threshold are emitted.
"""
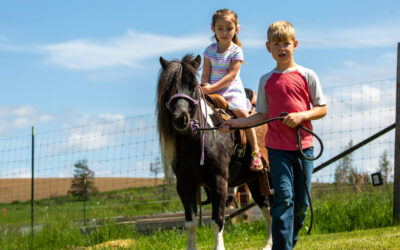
[379,150,392,183]
[68,159,98,200]
[334,140,353,184]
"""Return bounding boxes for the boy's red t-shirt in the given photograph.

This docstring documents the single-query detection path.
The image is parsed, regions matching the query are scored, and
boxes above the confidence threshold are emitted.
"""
[256,66,326,150]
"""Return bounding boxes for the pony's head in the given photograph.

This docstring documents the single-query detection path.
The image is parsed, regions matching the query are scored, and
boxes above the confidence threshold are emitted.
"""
[156,54,201,181]
[158,54,201,132]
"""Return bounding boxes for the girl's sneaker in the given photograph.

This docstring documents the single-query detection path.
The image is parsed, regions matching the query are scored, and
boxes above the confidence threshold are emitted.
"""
[250,151,263,171]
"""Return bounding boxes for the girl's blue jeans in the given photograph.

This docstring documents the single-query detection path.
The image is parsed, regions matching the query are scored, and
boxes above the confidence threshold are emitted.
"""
[268,147,314,250]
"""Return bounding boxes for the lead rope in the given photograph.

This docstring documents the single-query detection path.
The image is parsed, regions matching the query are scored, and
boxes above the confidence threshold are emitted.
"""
[192,111,321,233]
[197,86,207,165]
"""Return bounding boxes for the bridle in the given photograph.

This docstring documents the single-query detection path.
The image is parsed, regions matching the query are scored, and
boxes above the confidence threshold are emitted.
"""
[165,87,207,165]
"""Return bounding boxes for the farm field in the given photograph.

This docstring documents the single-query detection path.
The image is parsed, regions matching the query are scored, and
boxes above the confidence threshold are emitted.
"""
[0,177,164,203]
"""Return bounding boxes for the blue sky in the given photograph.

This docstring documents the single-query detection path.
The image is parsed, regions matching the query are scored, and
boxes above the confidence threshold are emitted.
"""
[1,0,400,137]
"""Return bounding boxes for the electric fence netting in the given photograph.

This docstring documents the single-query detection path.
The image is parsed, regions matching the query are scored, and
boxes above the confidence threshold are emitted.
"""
[0,78,396,235]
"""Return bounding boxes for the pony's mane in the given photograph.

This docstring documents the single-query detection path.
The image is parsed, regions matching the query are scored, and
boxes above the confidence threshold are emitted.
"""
[156,55,199,182]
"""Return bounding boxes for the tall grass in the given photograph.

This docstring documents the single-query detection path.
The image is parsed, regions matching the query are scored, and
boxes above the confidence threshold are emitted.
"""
[303,183,393,235]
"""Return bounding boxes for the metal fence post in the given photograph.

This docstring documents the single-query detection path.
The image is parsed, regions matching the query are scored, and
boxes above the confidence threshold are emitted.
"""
[394,42,400,224]
[84,176,87,227]
[31,126,35,248]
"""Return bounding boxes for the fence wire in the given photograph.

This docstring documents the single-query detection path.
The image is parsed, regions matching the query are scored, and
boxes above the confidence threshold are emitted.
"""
[312,78,395,183]
[0,78,396,235]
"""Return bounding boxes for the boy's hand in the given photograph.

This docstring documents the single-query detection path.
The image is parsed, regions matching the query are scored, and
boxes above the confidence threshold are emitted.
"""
[219,120,236,133]
[282,112,305,128]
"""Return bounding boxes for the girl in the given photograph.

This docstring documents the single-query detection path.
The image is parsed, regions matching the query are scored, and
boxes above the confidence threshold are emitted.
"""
[201,9,262,171]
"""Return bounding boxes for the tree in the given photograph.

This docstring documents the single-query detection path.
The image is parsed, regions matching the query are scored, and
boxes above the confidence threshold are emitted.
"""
[68,159,98,200]
[379,150,392,183]
[334,140,354,185]
[150,156,162,186]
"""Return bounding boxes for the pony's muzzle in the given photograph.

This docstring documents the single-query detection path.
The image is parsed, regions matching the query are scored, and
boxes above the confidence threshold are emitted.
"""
[173,112,190,131]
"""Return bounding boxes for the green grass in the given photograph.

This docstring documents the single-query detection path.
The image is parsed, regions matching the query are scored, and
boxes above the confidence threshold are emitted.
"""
[0,183,397,249]
[0,184,183,228]
[2,219,399,249]
[296,226,400,250]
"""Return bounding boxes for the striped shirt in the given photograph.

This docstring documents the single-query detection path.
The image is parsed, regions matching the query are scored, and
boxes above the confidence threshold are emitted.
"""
[203,43,249,111]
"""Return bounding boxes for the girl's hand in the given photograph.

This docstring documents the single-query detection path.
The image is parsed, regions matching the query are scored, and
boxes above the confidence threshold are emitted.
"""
[201,84,212,94]
[282,112,305,128]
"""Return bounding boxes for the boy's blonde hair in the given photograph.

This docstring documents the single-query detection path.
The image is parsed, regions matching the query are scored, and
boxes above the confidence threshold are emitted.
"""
[267,20,296,42]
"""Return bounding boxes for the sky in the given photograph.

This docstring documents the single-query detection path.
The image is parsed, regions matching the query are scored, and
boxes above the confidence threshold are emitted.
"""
[1,0,399,137]
[0,0,399,181]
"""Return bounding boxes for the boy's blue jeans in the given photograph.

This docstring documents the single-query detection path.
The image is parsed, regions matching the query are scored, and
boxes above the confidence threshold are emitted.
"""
[268,147,314,250]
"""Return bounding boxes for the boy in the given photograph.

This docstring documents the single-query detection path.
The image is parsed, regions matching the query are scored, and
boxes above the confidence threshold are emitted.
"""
[220,20,327,249]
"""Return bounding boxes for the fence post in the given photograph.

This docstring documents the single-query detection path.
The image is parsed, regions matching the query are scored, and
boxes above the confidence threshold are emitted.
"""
[31,126,35,248]
[394,42,400,224]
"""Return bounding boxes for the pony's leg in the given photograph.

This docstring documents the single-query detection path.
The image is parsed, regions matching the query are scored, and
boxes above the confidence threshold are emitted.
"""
[210,175,228,250]
[246,179,272,250]
[211,220,225,250]
[185,212,197,250]
[177,180,198,250]
[261,206,273,250]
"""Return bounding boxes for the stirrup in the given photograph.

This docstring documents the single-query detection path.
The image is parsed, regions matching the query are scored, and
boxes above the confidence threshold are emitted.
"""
[234,144,246,158]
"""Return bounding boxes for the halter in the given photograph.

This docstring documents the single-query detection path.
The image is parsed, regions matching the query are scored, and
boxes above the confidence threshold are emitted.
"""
[165,93,199,110]
[165,87,207,166]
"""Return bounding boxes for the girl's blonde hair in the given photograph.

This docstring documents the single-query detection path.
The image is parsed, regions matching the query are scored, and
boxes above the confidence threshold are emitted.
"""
[212,9,242,47]
[267,20,296,42]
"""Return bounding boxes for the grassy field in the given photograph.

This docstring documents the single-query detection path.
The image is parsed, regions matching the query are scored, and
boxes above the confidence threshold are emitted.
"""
[0,182,397,249]
[2,218,399,249]
[125,225,400,249]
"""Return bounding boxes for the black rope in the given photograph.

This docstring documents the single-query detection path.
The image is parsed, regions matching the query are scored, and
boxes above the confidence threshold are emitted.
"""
[195,111,322,234]
[196,112,324,161]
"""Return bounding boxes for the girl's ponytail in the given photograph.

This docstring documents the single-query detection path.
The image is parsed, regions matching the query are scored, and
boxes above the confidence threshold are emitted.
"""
[232,33,242,48]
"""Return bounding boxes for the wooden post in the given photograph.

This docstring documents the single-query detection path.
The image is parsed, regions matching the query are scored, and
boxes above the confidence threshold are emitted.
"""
[394,42,400,224]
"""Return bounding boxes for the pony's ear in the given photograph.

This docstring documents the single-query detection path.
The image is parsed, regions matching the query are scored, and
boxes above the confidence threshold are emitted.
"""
[160,57,169,69]
[191,55,201,70]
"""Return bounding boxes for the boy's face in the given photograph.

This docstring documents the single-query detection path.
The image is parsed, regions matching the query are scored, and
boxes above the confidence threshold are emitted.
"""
[266,39,298,66]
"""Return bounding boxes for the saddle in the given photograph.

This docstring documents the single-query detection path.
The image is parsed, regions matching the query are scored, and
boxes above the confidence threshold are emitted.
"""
[205,94,247,149]
[195,94,273,205]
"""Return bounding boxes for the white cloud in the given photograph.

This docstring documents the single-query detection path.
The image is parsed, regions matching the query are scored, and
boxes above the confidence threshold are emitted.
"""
[0,106,54,133]
[98,113,125,121]
[312,77,395,182]
[13,106,37,116]
[1,168,31,178]
[45,112,131,154]
[39,30,209,71]
[351,85,381,100]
